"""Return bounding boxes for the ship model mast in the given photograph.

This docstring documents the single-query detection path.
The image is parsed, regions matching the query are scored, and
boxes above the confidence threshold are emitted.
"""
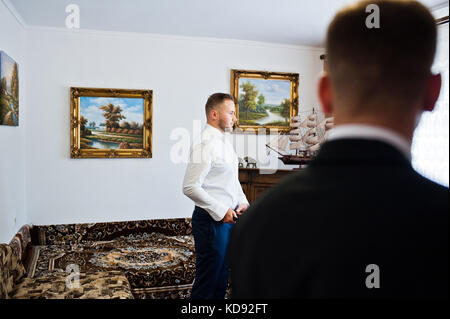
[266,108,334,166]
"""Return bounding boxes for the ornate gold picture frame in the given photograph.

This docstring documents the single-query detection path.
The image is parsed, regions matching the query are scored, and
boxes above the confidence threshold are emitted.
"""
[70,87,152,158]
[231,69,299,134]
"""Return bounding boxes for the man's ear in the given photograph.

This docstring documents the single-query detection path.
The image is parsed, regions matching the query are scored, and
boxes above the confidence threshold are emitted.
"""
[423,73,442,112]
[318,73,333,115]
[210,108,218,120]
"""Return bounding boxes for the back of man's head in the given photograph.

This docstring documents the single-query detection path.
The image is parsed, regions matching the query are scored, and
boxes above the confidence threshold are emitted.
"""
[326,0,437,116]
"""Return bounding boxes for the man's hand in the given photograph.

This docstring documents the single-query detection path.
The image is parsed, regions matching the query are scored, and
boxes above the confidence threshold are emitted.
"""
[222,208,238,224]
[235,203,249,217]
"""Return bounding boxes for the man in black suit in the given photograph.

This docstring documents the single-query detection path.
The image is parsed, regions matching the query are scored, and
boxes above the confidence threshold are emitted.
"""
[228,0,448,298]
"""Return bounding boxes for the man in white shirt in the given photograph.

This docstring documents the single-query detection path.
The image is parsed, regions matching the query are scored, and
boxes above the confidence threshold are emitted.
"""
[183,93,249,299]
[229,0,448,298]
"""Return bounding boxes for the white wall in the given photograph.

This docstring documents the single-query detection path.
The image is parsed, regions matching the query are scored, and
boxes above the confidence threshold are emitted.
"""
[0,0,26,243]
[25,27,323,226]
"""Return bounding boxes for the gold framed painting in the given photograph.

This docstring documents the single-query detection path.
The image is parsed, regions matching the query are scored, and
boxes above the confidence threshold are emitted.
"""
[0,51,19,126]
[70,87,152,158]
[230,69,299,134]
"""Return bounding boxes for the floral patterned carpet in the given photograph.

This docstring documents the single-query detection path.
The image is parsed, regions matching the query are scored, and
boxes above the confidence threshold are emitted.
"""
[26,219,196,298]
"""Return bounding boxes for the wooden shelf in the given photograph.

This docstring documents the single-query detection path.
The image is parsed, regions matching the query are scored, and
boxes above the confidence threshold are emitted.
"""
[239,168,296,203]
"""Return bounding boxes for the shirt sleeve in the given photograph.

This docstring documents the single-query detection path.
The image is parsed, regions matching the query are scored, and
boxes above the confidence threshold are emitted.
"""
[182,143,229,221]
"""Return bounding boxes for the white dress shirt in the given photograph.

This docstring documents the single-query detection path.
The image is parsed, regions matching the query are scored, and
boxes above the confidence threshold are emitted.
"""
[183,124,249,221]
[327,124,411,161]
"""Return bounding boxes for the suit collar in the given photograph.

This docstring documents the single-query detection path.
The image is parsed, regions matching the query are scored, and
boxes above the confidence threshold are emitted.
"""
[311,139,411,167]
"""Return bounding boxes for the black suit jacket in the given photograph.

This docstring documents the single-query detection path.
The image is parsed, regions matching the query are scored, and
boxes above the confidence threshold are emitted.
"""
[228,139,449,298]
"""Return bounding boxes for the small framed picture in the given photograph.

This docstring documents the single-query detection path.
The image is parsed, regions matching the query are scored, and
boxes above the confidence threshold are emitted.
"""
[70,87,152,158]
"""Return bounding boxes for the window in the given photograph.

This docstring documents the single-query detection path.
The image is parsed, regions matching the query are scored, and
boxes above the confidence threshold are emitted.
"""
[411,21,449,187]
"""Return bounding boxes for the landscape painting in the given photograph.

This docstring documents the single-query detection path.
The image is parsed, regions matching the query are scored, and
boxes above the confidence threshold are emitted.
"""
[231,69,299,133]
[80,96,144,150]
[0,51,19,126]
[70,88,152,158]
[238,78,291,126]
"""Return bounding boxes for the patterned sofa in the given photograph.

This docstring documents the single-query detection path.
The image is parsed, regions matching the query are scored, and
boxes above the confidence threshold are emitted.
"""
[0,225,133,299]
[1,218,196,299]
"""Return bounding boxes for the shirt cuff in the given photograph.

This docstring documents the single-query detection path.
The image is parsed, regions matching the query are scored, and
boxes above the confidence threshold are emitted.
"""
[209,204,229,222]
[239,198,250,207]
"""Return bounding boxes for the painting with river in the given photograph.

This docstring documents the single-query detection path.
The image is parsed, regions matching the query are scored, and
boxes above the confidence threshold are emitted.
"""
[237,78,293,129]
[79,96,144,150]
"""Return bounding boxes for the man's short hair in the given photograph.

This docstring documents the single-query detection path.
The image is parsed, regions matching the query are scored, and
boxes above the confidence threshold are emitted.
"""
[205,93,235,116]
[326,0,437,113]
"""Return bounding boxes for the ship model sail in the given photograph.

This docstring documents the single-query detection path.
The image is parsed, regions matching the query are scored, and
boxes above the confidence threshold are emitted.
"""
[266,108,334,165]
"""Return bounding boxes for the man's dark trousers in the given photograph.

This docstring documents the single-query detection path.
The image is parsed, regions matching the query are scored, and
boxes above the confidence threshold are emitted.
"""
[190,206,233,299]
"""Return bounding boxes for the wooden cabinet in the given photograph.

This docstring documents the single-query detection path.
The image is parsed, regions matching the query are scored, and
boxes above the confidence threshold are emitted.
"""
[239,168,295,203]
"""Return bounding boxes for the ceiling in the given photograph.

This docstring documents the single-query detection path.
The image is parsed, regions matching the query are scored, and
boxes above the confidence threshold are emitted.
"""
[7,0,449,47]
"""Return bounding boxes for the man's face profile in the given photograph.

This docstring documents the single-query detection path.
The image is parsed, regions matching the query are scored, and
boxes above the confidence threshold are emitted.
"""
[217,99,237,133]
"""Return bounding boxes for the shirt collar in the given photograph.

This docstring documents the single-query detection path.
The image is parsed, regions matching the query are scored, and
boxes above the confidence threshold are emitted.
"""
[205,123,225,138]
[327,124,411,161]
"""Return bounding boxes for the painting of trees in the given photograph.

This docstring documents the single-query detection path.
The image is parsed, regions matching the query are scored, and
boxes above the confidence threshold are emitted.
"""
[0,51,19,126]
[280,98,291,124]
[80,116,92,137]
[80,116,87,130]
[72,88,152,158]
[240,81,258,120]
[0,77,6,91]
[257,94,265,112]
[119,121,130,129]
[231,70,298,132]
[99,103,126,131]
[11,63,18,105]
[130,121,140,129]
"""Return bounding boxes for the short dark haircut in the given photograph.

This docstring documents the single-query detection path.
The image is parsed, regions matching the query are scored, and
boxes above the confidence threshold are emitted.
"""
[205,93,235,115]
[326,0,437,113]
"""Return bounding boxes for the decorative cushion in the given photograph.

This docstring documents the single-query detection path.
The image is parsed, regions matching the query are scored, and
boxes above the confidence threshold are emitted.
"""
[9,236,23,261]
[7,225,33,274]
[11,270,134,299]
[0,244,26,299]
[17,225,32,254]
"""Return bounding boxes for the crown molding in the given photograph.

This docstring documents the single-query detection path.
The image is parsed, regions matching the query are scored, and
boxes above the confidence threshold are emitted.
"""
[25,25,325,53]
[1,0,27,28]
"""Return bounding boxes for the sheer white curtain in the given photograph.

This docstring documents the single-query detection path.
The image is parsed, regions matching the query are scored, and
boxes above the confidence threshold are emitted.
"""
[411,22,449,187]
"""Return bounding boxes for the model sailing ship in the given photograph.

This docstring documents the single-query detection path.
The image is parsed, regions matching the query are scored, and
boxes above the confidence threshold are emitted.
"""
[266,108,334,165]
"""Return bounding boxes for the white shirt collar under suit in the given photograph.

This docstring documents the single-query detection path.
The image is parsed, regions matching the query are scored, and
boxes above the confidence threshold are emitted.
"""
[327,124,411,161]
